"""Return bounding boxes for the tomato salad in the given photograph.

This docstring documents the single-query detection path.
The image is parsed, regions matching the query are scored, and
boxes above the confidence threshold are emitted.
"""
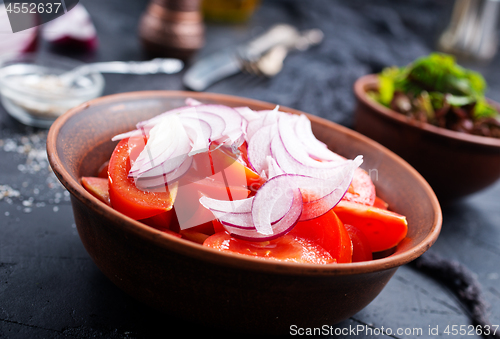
[81,99,408,264]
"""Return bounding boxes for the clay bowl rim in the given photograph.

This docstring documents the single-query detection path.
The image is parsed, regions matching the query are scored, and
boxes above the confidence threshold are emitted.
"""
[354,74,500,149]
[47,90,442,277]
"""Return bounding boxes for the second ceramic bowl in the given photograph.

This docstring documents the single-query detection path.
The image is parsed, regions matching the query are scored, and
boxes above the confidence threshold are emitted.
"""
[354,74,500,204]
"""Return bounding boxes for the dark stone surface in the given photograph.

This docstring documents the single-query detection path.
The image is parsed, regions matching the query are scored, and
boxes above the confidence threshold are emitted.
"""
[1,0,499,338]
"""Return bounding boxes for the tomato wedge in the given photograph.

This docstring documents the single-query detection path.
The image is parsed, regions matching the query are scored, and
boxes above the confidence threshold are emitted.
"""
[189,146,263,190]
[373,196,389,209]
[180,229,210,244]
[97,161,109,179]
[173,145,256,231]
[342,168,376,206]
[212,219,225,233]
[81,177,110,205]
[333,201,407,252]
[344,224,372,262]
[140,211,174,232]
[203,231,335,264]
[291,209,352,263]
[108,137,177,220]
[173,176,251,230]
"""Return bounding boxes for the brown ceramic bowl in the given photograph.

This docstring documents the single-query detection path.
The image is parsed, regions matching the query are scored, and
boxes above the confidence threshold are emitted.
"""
[47,91,441,335]
[354,74,500,204]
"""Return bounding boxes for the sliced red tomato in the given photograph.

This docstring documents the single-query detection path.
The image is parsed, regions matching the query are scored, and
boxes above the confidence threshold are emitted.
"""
[172,144,259,230]
[189,145,263,190]
[97,161,109,179]
[290,209,352,263]
[212,219,225,233]
[333,201,407,252]
[342,168,376,206]
[108,137,176,220]
[173,176,251,231]
[139,210,174,232]
[81,177,110,205]
[180,229,210,244]
[344,224,372,262]
[373,196,388,210]
[203,231,335,264]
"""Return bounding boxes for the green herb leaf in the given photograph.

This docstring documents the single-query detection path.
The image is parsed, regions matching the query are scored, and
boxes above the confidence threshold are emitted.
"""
[375,52,498,122]
[474,98,498,119]
[445,94,476,107]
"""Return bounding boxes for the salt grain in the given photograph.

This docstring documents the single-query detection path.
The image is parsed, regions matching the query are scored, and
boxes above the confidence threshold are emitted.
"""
[0,130,66,204]
[0,185,21,201]
[487,272,499,280]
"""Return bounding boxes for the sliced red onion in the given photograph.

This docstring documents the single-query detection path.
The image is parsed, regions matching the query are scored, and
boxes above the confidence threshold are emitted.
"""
[278,113,342,169]
[129,119,178,175]
[296,156,363,220]
[266,156,284,179]
[271,135,347,179]
[134,156,193,190]
[245,120,264,143]
[234,106,260,122]
[225,187,302,241]
[131,105,242,148]
[181,111,226,142]
[251,174,301,235]
[247,124,277,174]
[185,98,202,106]
[0,5,38,61]
[111,129,143,142]
[294,114,344,161]
[295,114,328,148]
[195,105,244,145]
[181,117,212,156]
[212,212,255,229]
[245,109,280,141]
[200,194,288,229]
[200,195,254,213]
[112,106,195,141]
[42,4,98,52]
[131,115,191,177]
[199,196,254,228]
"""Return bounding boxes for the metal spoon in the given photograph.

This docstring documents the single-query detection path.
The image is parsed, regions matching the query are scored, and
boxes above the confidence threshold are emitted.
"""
[59,58,184,85]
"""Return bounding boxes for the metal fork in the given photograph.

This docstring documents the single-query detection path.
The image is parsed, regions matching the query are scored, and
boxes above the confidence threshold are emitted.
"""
[438,0,500,61]
[239,28,324,77]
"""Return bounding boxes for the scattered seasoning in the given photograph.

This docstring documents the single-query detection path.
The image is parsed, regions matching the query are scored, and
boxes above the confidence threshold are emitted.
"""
[0,185,20,201]
[0,129,68,211]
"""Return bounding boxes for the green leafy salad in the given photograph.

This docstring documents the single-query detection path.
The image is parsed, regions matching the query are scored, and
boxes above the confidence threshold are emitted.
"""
[368,53,500,138]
